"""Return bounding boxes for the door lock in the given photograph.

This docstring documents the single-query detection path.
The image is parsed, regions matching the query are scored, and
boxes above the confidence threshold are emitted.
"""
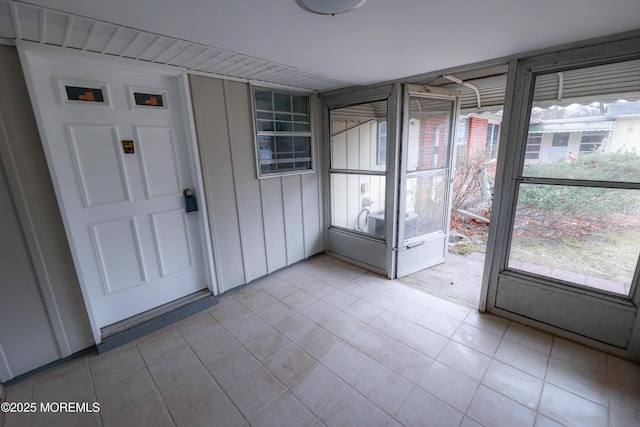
[183,189,198,213]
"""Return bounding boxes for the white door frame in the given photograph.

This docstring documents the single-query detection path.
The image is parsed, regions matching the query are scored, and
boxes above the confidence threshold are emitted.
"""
[18,42,218,344]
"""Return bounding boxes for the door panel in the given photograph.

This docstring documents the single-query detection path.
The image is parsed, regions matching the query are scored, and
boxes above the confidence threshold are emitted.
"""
[22,50,207,329]
[68,125,130,206]
[326,95,396,274]
[136,126,182,198]
[91,217,147,293]
[395,86,459,278]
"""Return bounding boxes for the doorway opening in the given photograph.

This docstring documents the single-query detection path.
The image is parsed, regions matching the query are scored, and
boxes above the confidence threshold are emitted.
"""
[397,65,509,307]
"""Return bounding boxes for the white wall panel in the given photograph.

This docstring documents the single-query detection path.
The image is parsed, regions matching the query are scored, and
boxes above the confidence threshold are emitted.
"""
[189,75,324,292]
[260,178,288,273]
[0,46,93,381]
[223,80,268,282]
[282,175,306,262]
[189,76,245,291]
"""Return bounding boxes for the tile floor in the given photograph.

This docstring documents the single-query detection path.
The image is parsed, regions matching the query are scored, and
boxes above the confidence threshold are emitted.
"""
[3,255,640,427]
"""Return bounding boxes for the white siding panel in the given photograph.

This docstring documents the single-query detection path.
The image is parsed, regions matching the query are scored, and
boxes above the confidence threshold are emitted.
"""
[282,175,305,263]
[261,178,288,273]
[189,75,323,293]
[301,172,323,256]
[223,80,268,282]
[189,76,245,291]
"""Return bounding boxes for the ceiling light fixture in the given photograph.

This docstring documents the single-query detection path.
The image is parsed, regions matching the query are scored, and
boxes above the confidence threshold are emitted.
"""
[295,0,367,15]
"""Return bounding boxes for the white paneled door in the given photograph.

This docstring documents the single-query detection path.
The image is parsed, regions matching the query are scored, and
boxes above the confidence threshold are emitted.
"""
[21,48,208,331]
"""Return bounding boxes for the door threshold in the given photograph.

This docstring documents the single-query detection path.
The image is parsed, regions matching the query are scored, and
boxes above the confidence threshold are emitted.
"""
[97,290,217,353]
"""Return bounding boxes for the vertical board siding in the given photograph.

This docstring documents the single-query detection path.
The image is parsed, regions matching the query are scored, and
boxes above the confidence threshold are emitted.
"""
[282,175,306,262]
[223,80,268,282]
[189,75,323,292]
[330,121,386,231]
[189,76,245,291]
[301,172,323,256]
[260,178,288,272]
[0,46,94,379]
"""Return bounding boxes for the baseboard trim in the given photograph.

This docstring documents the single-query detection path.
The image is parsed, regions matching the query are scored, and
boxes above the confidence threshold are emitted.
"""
[97,290,218,354]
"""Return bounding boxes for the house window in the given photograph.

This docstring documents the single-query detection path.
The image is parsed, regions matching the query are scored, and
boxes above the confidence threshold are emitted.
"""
[486,122,500,160]
[377,121,387,164]
[551,132,570,147]
[525,132,542,160]
[252,87,313,177]
[579,131,607,153]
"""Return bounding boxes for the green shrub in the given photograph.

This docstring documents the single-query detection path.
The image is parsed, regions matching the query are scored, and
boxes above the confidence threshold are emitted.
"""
[519,152,640,218]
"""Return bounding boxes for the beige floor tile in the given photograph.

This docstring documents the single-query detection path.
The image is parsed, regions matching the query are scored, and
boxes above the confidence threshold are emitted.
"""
[608,355,640,392]
[494,339,549,379]
[503,323,553,355]
[32,358,94,403]
[550,337,607,376]
[378,339,433,384]
[369,310,415,339]
[147,346,207,389]
[323,386,390,427]
[395,386,464,427]
[295,326,343,361]
[354,363,413,415]
[272,312,317,342]
[208,296,252,327]
[605,386,640,426]
[463,310,509,337]
[399,323,449,358]
[467,385,536,427]
[158,368,221,417]
[419,361,479,413]
[416,309,461,338]
[290,364,352,419]
[202,339,261,388]
[436,341,491,382]
[32,409,101,427]
[538,383,608,427]
[362,288,396,310]
[89,343,145,388]
[482,359,543,410]
[385,299,427,322]
[94,368,157,420]
[452,322,502,356]
[430,299,471,321]
[535,414,566,427]
[348,325,397,360]
[302,299,340,324]
[320,340,375,385]
[402,289,440,309]
[545,358,608,406]
[460,417,483,427]
[225,366,286,418]
[242,327,291,362]
[136,328,187,364]
[321,288,359,310]
[256,276,299,300]
[264,344,318,387]
[280,289,317,311]
[247,391,318,427]
[103,391,172,427]
[172,387,245,427]
[343,298,385,324]
[322,311,366,341]
[175,311,222,348]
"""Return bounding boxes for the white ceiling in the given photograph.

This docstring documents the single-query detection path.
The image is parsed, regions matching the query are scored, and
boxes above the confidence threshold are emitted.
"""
[8,0,640,90]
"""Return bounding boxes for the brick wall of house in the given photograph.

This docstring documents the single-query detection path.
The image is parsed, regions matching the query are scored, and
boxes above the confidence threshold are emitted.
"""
[467,117,489,159]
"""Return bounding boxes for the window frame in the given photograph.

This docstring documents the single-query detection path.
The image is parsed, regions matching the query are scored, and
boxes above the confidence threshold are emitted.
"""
[250,85,315,179]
